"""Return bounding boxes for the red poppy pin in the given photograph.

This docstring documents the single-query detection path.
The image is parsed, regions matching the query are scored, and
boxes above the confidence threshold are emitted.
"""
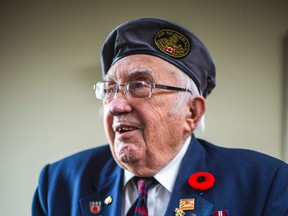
[188,172,215,191]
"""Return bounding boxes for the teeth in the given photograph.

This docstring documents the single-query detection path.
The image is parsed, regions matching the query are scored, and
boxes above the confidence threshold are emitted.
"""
[117,127,135,133]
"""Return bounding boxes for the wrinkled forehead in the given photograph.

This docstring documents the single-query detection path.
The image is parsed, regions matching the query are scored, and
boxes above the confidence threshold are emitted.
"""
[105,54,181,83]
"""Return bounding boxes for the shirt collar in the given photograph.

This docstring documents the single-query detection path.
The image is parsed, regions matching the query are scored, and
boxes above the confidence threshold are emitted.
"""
[123,136,191,193]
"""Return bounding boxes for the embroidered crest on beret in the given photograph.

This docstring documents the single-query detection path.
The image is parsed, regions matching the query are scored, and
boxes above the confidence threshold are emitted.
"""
[154,29,190,58]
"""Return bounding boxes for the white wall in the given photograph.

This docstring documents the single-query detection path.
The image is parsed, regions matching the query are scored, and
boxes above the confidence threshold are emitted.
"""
[0,0,287,215]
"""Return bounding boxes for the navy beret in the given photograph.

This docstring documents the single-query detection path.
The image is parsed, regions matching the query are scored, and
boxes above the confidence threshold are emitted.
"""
[101,17,216,97]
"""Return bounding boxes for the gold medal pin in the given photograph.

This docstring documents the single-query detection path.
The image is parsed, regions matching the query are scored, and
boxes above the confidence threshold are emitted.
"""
[179,198,195,211]
[104,196,113,205]
[174,207,185,216]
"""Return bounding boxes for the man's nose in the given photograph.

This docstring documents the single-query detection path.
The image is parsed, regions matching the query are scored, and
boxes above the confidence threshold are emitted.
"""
[108,92,133,116]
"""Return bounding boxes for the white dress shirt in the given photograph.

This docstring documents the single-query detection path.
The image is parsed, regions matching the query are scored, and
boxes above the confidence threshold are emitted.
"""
[122,136,191,216]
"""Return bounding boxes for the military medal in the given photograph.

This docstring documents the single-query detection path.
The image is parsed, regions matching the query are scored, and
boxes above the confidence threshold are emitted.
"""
[174,207,185,216]
[213,210,228,216]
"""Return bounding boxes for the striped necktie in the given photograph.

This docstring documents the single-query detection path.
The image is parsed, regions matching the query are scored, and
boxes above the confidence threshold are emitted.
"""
[127,177,157,216]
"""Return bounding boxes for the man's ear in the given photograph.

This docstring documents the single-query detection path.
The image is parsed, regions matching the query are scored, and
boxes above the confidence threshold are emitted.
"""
[186,96,206,131]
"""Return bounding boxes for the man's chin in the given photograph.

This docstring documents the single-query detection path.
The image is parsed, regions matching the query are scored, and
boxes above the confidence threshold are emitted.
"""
[117,152,138,164]
[116,145,140,164]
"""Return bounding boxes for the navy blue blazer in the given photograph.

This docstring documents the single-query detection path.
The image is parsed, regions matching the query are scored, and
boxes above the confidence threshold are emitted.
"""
[32,136,288,216]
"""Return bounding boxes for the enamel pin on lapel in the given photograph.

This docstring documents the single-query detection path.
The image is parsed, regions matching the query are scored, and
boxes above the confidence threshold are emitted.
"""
[89,201,101,214]
[179,198,195,211]
[175,198,195,215]
[174,208,185,216]
[104,196,113,205]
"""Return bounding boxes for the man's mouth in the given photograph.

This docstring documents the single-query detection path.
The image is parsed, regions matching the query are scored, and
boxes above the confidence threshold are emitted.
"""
[115,126,138,134]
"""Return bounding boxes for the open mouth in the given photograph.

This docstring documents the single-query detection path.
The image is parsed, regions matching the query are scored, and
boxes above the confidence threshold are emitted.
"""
[115,126,137,134]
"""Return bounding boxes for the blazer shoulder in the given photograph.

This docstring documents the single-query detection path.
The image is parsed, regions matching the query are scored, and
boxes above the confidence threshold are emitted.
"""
[33,145,121,215]
[197,138,288,170]
[52,144,112,166]
[193,138,288,215]
[44,145,118,183]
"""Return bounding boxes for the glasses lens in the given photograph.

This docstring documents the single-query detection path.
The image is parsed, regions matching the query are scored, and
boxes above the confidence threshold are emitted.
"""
[95,81,117,100]
[127,81,151,98]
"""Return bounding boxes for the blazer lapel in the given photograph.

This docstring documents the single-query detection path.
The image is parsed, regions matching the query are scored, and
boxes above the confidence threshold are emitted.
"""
[165,135,214,216]
[79,135,214,216]
[79,165,123,216]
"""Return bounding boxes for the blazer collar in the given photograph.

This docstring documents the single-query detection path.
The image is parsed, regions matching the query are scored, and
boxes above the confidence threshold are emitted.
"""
[165,135,214,216]
[79,135,214,216]
[79,162,123,216]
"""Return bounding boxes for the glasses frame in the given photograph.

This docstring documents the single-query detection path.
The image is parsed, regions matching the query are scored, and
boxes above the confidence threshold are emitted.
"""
[93,80,192,101]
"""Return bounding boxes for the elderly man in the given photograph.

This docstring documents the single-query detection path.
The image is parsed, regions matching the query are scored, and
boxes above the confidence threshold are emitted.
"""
[32,18,288,216]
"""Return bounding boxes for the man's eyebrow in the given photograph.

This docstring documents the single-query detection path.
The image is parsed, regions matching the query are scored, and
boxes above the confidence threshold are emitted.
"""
[105,67,153,81]
[127,67,155,81]
[128,67,153,76]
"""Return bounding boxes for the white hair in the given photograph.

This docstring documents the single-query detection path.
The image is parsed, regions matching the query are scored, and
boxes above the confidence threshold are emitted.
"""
[174,70,206,135]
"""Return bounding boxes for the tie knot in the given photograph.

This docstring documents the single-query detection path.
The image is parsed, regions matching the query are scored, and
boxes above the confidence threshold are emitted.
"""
[134,177,157,195]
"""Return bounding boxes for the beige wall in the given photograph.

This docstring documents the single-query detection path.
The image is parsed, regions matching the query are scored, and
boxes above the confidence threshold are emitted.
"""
[0,0,287,215]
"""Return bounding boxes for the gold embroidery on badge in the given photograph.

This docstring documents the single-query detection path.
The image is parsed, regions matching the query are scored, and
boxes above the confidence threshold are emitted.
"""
[154,29,190,58]
[179,198,195,211]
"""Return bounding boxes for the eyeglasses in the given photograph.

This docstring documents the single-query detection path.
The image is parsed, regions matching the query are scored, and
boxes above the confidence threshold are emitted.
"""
[93,80,192,101]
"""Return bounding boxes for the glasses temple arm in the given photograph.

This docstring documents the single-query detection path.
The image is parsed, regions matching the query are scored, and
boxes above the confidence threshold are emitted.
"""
[154,84,192,94]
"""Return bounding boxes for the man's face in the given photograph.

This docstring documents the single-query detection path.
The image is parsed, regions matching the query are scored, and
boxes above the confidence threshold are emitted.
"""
[103,55,193,176]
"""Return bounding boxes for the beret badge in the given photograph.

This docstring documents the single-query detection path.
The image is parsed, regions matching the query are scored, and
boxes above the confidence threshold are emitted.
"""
[154,29,190,58]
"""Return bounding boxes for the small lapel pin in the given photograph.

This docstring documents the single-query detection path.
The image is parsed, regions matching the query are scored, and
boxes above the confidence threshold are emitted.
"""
[174,207,185,216]
[179,198,195,211]
[104,196,113,205]
[89,201,101,214]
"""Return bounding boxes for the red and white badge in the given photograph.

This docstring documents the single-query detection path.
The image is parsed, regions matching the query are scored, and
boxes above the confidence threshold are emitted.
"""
[213,210,228,216]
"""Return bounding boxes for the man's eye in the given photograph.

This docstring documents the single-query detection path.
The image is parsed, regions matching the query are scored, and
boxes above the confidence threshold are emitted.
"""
[134,83,145,88]
[130,81,149,89]
[105,87,116,94]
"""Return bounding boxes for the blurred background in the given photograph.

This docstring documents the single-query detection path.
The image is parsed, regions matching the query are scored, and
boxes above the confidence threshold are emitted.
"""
[0,0,287,215]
